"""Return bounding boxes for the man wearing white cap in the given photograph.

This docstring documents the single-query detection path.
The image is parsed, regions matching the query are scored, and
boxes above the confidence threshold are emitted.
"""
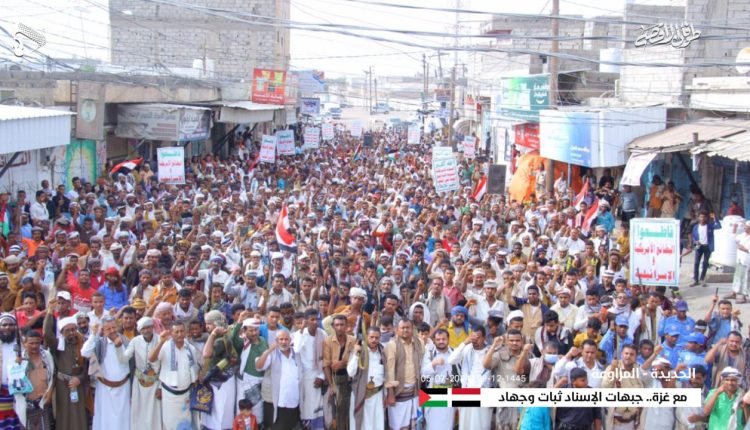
[230,314,267,423]
[81,315,131,430]
[550,288,578,330]
[197,255,230,296]
[124,317,161,429]
[463,280,508,322]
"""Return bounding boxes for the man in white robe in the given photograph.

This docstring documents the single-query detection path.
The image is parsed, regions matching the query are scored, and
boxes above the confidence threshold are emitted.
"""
[124,317,161,429]
[348,327,386,430]
[420,329,455,430]
[384,319,425,430]
[448,327,492,430]
[293,309,326,430]
[81,316,131,430]
[149,321,200,430]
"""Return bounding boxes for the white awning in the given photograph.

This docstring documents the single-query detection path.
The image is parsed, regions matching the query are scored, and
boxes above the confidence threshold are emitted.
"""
[621,152,657,186]
[0,105,75,154]
[211,100,285,124]
[453,118,476,135]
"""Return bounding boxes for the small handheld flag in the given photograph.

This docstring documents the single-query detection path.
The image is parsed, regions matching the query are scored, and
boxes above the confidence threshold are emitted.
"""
[275,205,298,254]
[110,158,143,177]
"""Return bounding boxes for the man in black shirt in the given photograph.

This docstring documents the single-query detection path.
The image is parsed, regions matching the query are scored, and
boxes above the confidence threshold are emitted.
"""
[555,367,603,430]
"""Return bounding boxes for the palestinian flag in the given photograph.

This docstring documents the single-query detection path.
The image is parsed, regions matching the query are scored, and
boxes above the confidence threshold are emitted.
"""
[471,176,487,202]
[275,205,297,253]
[110,158,143,176]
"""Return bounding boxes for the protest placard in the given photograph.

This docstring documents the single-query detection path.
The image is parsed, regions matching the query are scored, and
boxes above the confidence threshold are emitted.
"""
[157,147,185,184]
[322,123,334,141]
[275,130,295,155]
[629,218,680,287]
[304,127,320,149]
[259,135,276,163]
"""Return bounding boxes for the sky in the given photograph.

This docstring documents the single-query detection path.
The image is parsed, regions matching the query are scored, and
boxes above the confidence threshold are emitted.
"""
[0,0,681,78]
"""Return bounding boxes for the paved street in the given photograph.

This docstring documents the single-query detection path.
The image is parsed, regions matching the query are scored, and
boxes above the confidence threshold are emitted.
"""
[678,251,745,322]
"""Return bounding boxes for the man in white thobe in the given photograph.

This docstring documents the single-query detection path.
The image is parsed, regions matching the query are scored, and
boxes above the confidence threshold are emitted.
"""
[149,321,200,430]
[420,329,455,430]
[255,330,303,429]
[124,317,161,429]
[348,327,386,430]
[293,309,327,430]
[81,316,131,430]
[448,327,492,430]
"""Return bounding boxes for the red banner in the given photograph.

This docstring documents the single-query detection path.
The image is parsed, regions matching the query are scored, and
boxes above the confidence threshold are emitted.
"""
[514,123,540,149]
[251,69,286,105]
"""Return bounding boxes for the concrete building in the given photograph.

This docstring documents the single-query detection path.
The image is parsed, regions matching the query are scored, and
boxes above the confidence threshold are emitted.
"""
[109,0,291,81]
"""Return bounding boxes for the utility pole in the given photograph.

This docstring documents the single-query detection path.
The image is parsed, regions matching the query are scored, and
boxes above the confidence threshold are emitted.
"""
[364,67,372,113]
[545,0,560,193]
[369,66,373,113]
[422,53,429,116]
[374,78,378,111]
[447,66,456,151]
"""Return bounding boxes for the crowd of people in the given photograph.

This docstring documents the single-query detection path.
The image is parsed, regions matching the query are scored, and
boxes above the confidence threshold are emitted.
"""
[0,122,747,430]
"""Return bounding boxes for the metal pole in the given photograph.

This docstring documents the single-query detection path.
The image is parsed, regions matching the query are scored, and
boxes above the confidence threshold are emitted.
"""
[447,66,456,151]
[545,0,560,194]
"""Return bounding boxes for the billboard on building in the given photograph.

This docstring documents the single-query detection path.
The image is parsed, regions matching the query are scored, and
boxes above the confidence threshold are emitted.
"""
[496,75,549,122]
[115,104,210,142]
[296,70,326,96]
[75,81,105,141]
[251,69,286,105]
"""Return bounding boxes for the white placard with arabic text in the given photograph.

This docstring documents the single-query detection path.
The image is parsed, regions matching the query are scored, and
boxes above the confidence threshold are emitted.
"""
[351,120,363,138]
[629,218,680,287]
[407,125,421,145]
[463,135,476,159]
[275,130,295,156]
[433,157,460,193]
[157,147,185,184]
[304,127,320,149]
[322,123,334,141]
[259,135,276,163]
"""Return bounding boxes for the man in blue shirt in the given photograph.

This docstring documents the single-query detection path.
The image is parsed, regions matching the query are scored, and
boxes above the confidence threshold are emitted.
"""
[659,300,695,347]
[705,296,742,347]
[677,332,707,381]
[658,324,684,368]
[599,314,634,363]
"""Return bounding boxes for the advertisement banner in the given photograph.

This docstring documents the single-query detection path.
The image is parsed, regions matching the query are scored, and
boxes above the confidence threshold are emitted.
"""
[259,135,276,163]
[65,139,97,189]
[407,125,421,145]
[304,127,320,149]
[157,147,186,184]
[322,123,335,141]
[351,120,363,138]
[300,97,321,115]
[539,111,594,167]
[463,135,475,159]
[514,123,540,149]
[251,68,286,105]
[629,218,680,287]
[115,105,210,142]
[433,157,460,193]
[497,75,549,122]
[296,70,326,96]
[276,130,295,156]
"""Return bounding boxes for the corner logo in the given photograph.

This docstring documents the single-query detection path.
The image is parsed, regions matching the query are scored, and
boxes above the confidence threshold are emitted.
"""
[13,23,46,58]
[634,23,701,49]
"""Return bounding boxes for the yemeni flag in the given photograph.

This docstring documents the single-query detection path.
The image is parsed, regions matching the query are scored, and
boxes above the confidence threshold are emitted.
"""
[582,197,600,234]
[110,158,143,177]
[471,176,487,202]
[420,388,482,408]
[573,179,590,210]
[275,205,298,254]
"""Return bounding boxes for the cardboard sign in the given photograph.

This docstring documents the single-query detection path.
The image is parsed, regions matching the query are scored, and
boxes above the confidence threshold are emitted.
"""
[322,123,334,141]
[259,135,276,163]
[463,135,476,159]
[303,127,320,149]
[275,130,295,156]
[351,120,363,138]
[407,125,421,145]
[156,147,185,184]
[433,157,459,193]
[629,218,680,287]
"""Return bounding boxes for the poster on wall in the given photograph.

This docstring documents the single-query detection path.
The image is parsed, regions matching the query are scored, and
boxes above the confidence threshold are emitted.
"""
[157,147,186,184]
[276,130,296,155]
[629,218,680,287]
[64,139,97,189]
[259,135,277,163]
[251,68,286,105]
[304,127,320,149]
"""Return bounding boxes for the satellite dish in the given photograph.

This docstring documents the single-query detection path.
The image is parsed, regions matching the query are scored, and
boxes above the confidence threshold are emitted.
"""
[736,47,750,74]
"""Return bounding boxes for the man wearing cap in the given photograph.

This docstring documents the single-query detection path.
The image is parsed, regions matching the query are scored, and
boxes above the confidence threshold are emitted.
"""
[659,300,695,347]
[43,306,88,429]
[677,333,707,381]
[551,287,578,331]
[230,313,267,424]
[224,269,262,312]
[704,367,745,429]
[599,314,634,363]
[0,313,21,428]
[124,317,161,429]
[198,256,230,296]
[331,286,372,337]
[81,315,131,430]
[463,280,508,322]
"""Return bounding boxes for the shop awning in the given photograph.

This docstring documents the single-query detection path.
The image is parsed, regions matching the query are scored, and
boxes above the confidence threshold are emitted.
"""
[453,118,476,135]
[690,133,750,162]
[0,105,75,154]
[212,101,285,124]
[115,103,211,141]
[629,119,750,153]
